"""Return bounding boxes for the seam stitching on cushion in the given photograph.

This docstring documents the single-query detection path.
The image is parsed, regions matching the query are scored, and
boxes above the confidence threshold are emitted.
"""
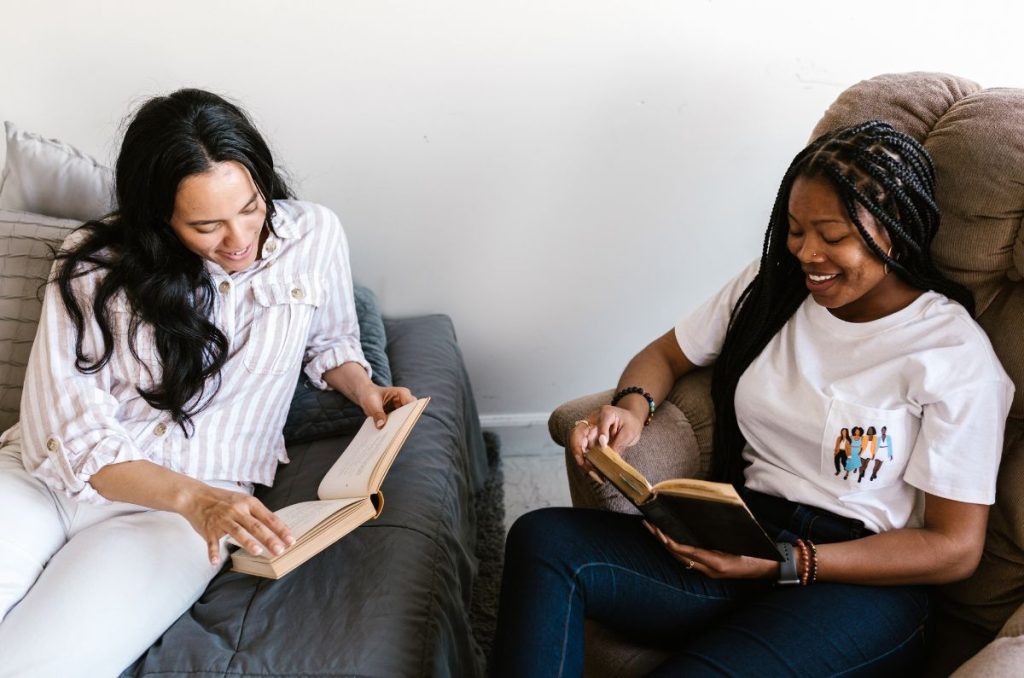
[223,578,267,677]
[417,455,458,675]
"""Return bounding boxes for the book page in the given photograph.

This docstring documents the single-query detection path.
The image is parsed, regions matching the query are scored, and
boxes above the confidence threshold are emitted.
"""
[586,444,653,505]
[226,497,361,548]
[275,498,364,537]
[317,397,429,500]
[655,478,743,504]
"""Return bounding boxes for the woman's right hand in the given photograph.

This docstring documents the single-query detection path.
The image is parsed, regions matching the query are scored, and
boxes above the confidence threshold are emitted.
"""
[568,405,645,475]
[178,484,295,565]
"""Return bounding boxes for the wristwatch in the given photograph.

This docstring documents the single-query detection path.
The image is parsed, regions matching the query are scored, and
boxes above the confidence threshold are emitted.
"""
[776,542,800,585]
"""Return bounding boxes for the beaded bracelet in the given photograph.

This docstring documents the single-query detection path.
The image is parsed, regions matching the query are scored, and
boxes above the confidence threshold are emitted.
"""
[611,386,655,426]
[807,540,818,585]
[795,539,811,586]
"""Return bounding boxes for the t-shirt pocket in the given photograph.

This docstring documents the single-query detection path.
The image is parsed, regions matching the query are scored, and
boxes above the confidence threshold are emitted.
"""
[819,398,918,493]
[245,275,324,376]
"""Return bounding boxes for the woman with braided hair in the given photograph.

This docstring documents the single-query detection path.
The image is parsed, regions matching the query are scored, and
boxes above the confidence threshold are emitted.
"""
[491,121,1013,676]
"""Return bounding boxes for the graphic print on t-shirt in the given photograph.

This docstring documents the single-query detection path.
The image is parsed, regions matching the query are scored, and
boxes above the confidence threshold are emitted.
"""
[821,399,913,492]
[830,424,895,483]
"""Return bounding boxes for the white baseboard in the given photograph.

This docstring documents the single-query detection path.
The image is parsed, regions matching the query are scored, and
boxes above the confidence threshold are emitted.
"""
[479,412,550,428]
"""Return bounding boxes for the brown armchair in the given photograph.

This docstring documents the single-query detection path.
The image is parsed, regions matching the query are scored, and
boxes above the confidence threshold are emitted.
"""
[549,72,1024,677]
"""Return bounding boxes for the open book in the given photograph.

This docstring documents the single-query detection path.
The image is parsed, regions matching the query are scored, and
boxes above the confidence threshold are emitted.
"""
[230,397,430,579]
[585,444,782,561]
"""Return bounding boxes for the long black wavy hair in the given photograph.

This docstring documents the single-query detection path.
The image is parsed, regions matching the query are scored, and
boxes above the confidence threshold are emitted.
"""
[54,88,293,433]
[709,121,973,487]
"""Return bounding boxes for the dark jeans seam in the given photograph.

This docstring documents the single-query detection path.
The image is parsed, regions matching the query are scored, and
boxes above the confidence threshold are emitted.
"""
[553,562,739,678]
[572,562,736,602]
[555,580,578,678]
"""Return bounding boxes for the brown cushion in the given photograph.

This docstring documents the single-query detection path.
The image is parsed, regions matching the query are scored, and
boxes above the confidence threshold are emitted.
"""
[811,71,982,144]
[663,367,714,477]
[549,390,702,515]
[942,420,1024,634]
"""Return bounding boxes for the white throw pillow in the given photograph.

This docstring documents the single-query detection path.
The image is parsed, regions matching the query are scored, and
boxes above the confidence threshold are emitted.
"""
[0,209,79,431]
[0,122,115,222]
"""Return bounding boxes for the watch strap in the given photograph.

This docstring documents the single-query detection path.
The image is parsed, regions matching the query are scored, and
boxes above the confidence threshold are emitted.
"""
[776,541,800,585]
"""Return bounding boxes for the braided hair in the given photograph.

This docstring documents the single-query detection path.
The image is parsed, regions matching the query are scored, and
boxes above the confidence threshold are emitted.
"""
[708,120,973,487]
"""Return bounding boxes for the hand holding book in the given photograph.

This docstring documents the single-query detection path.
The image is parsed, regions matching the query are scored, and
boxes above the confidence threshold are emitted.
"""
[584,443,783,562]
[569,405,645,475]
[229,397,431,579]
[642,519,783,580]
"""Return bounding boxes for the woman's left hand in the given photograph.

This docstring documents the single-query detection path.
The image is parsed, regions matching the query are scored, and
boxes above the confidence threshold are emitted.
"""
[357,384,416,428]
[643,521,778,580]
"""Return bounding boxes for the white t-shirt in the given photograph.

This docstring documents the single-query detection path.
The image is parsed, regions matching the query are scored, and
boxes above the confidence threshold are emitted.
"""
[675,260,1014,533]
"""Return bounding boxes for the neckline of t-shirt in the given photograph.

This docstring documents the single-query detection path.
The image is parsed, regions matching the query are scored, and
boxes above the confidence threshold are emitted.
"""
[804,290,940,337]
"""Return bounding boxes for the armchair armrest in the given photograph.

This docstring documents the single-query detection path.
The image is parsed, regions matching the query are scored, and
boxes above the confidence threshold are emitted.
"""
[950,602,1024,677]
[548,368,715,515]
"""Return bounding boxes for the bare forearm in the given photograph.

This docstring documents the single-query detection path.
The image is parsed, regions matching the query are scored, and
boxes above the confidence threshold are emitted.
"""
[322,361,373,402]
[322,361,415,428]
[816,527,981,586]
[810,496,989,585]
[615,331,694,423]
[89,459,202,513]
[654,503,986,586]
[90,459,294,564]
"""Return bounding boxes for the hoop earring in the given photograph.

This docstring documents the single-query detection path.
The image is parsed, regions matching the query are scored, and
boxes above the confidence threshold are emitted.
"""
[884,246,893,275]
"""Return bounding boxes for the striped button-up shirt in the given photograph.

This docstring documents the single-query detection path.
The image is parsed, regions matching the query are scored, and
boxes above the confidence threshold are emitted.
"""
[12,200,368,504]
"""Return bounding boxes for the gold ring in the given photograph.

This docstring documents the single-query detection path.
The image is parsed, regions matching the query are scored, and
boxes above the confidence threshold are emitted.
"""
[574,419,591,429]
[684,559,695,570]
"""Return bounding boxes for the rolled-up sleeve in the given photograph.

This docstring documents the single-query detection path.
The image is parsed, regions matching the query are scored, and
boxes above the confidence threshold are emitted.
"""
[302,208,369,389]
[18,266,148,504]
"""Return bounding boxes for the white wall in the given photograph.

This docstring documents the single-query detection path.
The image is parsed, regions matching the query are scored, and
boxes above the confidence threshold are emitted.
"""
[3,1,1022,423]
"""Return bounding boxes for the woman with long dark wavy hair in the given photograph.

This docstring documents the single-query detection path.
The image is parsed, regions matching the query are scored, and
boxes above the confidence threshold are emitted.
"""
[0,89,413,675]
[492,121,1014,675]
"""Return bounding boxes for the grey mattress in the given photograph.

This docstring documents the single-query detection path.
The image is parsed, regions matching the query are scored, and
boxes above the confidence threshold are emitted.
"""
[123,314,489,678]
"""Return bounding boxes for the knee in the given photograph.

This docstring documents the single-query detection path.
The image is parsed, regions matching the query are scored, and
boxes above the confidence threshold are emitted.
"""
[504,507,585,571]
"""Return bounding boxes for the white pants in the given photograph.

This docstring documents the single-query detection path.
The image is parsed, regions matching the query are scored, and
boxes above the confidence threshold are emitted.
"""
[0,432,238,677]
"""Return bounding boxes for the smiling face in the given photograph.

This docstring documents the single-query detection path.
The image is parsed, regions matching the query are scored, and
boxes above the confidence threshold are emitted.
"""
[169,161,267,273]
[786,174,917,322]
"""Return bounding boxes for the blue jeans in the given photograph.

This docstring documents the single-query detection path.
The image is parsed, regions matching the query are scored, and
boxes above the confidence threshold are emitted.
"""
[491,492,929,677]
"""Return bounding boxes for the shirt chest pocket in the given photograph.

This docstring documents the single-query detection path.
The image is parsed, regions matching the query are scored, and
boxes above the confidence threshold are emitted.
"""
[819,399,919,492]
[244,276,325,376]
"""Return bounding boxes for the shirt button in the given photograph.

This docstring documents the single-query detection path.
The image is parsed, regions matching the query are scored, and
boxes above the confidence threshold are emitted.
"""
[154,422,168,436]
[46,438,59,452]
[291,288,305,300]
[219,281,231,294]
